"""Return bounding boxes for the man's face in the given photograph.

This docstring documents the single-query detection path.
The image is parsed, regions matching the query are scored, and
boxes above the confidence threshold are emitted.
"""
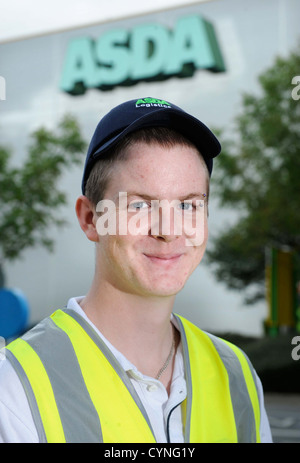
[95,141,209,298]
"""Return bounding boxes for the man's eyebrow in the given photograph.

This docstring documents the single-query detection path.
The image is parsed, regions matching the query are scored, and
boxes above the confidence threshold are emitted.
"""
[123,192,207,200]
[178,193,207,201]
[111,192,153,203]
[125,192,154,201]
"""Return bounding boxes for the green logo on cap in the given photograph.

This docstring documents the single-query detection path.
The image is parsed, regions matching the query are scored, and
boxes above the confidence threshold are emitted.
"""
[135,98,171,108]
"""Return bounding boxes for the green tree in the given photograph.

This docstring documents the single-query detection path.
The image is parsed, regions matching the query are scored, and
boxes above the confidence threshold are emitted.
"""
[0,115,86,284]
[207,49,300,303]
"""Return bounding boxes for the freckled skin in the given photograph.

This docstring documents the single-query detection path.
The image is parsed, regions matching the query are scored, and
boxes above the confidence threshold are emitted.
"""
[95,142,209,298]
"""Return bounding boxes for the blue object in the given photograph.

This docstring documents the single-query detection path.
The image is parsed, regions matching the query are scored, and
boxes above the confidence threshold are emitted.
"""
[0,288,29,339]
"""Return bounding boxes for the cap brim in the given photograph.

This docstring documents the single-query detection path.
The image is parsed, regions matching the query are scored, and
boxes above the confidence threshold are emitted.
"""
[92,107,220,160]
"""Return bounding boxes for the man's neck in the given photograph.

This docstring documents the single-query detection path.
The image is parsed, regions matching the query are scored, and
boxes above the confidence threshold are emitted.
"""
[79,278,178,392]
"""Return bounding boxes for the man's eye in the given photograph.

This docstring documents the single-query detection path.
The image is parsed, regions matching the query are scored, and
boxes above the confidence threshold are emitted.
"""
[179,202,194,211]
[128,201,149,211]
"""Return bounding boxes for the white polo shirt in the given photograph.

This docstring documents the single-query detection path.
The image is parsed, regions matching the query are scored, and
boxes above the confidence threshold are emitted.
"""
[0,297,273,443]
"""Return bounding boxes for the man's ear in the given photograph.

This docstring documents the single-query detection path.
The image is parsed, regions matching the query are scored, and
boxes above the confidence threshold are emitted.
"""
[75,195,99,242]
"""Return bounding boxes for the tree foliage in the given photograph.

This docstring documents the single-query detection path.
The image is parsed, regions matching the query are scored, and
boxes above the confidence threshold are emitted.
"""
[0,115,86,263]
[207,49,300,303]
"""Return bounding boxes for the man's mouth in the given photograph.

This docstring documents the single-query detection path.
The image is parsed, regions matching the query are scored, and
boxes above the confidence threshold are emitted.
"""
[143,253,183,263]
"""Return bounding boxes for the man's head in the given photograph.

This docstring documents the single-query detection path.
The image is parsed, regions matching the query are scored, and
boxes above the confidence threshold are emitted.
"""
[81,97,221,199]
[76,97,221,298]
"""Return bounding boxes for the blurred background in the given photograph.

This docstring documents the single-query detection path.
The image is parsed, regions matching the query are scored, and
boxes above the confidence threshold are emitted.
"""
[0,0,299,442]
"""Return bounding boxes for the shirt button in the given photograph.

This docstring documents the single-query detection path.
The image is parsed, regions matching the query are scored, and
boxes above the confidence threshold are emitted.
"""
[147,384,158,392]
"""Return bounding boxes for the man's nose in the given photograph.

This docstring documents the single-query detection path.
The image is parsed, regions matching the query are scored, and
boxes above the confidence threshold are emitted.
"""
[149,201,182,242]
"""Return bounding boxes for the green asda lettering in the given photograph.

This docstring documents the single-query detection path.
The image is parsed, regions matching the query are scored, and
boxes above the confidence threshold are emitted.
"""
[60,15,225,94]
[135,98,171,107]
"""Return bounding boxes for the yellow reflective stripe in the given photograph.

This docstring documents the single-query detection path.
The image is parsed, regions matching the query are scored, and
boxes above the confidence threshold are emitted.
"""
[223,340,261,443]
[51,310,156,443]
[190,333,238,443]
[6,338,66,443]
[179,316,238,443]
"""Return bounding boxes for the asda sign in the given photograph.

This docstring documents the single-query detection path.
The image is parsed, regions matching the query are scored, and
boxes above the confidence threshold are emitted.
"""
[60,15,225,94]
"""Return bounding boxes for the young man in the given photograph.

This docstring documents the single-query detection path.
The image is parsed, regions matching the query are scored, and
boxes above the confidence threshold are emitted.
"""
[0,97,272,443]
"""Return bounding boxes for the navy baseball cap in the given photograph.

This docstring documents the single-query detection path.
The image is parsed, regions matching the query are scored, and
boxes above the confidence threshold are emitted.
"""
[82,97,221,194]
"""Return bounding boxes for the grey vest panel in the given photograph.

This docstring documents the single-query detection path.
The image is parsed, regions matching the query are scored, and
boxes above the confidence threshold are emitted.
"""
[207,332,257,443]
[21,316,103,443]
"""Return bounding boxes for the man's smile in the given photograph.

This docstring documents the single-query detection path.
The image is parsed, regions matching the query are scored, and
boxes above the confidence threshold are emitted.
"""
[143,253,183,265]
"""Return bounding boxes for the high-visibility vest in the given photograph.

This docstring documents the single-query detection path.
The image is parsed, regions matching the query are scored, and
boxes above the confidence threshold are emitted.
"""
[5,309,261,443]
